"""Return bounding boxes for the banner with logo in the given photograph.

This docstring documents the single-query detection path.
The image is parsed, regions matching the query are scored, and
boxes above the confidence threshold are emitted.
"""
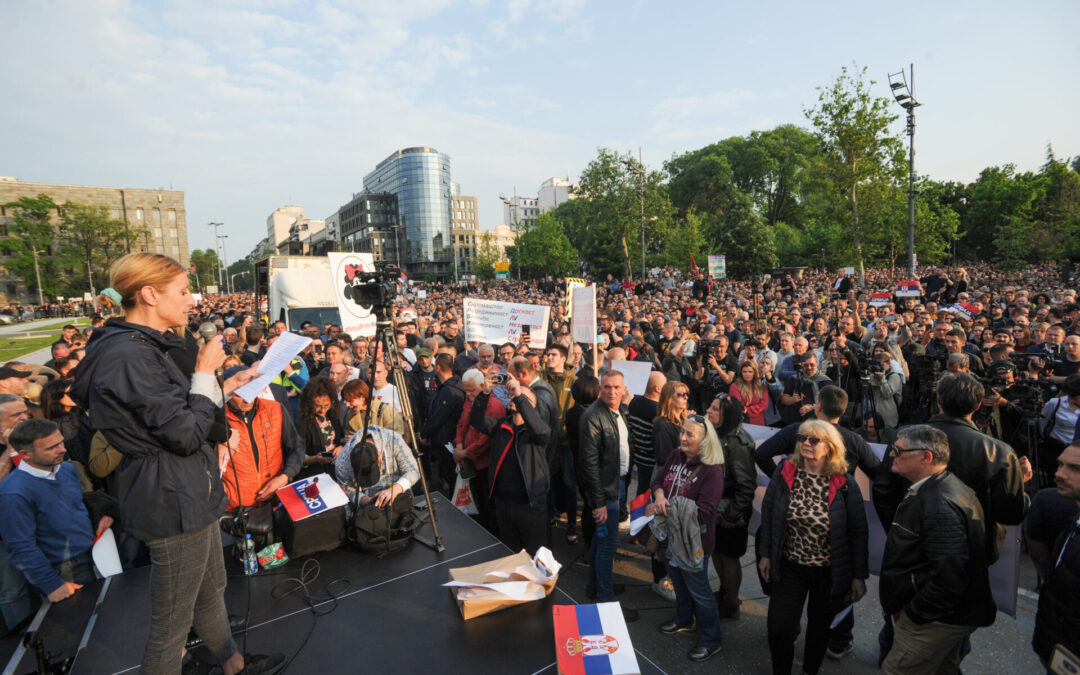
[463,298,550,350]
[494,261,510,281]
[570,285,597,344]
[327,252,377,337]
[947,302,979,320]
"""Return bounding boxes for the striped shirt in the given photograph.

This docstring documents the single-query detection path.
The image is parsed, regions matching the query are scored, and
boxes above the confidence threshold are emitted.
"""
[627,395,658,468]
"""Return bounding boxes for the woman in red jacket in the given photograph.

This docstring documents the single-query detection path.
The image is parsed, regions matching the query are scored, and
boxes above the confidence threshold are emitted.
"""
[729,360,769,425]
[454,369,506,531]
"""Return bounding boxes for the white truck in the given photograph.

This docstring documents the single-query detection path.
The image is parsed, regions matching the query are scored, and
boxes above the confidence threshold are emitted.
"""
[254,255,341,332]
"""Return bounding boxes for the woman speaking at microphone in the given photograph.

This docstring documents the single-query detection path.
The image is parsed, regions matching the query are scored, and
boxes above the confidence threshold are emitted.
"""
[70,253,282,675]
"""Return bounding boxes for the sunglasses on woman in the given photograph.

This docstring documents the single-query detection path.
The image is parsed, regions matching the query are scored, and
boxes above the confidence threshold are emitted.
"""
[687,414,706,425]
[675,392,689,399]
[795,433,825,446]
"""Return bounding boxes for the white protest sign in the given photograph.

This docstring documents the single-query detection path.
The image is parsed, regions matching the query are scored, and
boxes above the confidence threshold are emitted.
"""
[571,285,596,344]
[611,360,652,396]
[326,252,377,338]
[463,298,550,350]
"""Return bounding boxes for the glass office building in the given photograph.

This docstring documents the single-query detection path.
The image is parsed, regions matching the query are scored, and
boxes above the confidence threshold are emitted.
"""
[363,147,453,278]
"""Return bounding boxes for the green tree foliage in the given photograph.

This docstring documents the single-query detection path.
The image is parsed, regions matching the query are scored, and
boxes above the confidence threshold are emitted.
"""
[471,232,500,281]
[1,194,60,303]
[189,249,222,289]
[706,191,778,276]
[226,259,255,291]
[60,202,144,296]
[507,213,579,279]
[805,64,905,279]
[655,210,709,273]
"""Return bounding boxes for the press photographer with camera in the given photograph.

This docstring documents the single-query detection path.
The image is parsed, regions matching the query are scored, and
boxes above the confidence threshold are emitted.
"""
[693,335,737,410]
[779,353,831,425]
[867,350,904,430]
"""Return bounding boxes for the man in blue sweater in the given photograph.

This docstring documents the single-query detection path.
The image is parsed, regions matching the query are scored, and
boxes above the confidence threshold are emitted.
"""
[0,419,113,604]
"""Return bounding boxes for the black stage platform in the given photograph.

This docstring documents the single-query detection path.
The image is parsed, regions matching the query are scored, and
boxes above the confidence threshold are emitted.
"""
[4,495,664,674]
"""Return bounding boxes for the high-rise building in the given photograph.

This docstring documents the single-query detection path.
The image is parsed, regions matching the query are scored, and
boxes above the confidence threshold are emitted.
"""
[451,195,479,277]
[339,192,401,267]
[538,176,576,213]
[0,177,189,304]
[363,147,453,278]
[267,205,306,250]
[501,194,539,230]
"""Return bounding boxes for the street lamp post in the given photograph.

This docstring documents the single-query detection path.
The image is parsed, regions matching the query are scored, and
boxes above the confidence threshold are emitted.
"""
[217,234,231,293]
[208,222,224,291]
[889,64,921,279]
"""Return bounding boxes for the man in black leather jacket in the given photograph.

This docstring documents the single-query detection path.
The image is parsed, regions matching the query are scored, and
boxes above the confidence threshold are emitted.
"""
[879,425,995,674]
[578,370,637,622]
[874,372,1030,565]
[419,354,465,497]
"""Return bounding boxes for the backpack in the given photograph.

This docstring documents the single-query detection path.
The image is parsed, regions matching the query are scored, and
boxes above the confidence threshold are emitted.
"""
[348,492,419,558]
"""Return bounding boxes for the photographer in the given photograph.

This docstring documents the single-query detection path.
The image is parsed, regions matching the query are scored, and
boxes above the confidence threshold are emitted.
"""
[1039,374,1080,480]
[779,353,831,425]
[822,340,861,427]
[867,351,903,429]
[693,336,737,410]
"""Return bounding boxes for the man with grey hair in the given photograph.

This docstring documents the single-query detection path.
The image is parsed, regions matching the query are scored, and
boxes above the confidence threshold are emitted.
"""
[472,344,509,405]
[878,424,995,673]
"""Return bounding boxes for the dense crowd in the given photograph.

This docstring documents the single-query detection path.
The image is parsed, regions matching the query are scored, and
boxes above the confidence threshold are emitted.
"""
[1,256,1078,673]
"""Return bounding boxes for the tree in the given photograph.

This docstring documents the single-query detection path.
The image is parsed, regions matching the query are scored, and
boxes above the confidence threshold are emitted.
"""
[805,64,905,281]
[472,232,500,281]
[60,202,143,298]
[507,213,579,279]
[189,249,222,289]
[1,194,59,304]
[707,191,778,276]
[656,209,709,273]
[226,258,255,291]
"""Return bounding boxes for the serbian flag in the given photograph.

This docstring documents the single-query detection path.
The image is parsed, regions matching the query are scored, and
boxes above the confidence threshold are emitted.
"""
[628,492,653,536]
[948,302,978,320]
[868,292,891,307]
[895,280,921,298]
[553,603,640,675]
[689,254,700,276]
[399,270,408,284]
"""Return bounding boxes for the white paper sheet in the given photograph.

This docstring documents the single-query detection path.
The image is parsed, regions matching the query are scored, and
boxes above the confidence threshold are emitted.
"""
[611,360,652,397]
[232,331,312,402]
[442,581,536,601]
[92,528,123,578]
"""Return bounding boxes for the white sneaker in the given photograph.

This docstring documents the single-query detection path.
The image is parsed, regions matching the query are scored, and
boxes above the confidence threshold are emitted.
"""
[651,577,676,602]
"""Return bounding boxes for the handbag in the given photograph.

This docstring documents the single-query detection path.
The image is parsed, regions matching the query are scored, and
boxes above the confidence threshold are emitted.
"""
[453,473,479,516]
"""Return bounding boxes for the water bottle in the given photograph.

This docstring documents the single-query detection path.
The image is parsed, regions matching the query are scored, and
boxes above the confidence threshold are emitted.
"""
[243,534,258,575]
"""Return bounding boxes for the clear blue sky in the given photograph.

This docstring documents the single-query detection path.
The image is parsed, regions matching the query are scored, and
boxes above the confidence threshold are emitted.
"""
[2,0,1077,259]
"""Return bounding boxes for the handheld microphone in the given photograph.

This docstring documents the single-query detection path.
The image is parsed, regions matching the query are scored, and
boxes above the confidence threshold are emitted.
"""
[199,321,219,342]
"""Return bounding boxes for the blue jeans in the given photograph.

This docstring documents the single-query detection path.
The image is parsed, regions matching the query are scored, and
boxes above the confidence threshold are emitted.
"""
[588,481,624,602]
[0,541,32,634]
[666,560,722,649]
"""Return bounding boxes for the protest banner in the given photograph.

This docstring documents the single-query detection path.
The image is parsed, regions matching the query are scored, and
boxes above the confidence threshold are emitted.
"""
[463,298,550,350]
[571,285,597,344]
[326,252,377,338]
[708,255,726,279]
[565,278,587,317]
[868,292,892,307]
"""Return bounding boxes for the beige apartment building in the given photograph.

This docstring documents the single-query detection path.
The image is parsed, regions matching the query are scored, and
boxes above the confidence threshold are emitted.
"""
[451,195,479,276]
[0,176,189,304]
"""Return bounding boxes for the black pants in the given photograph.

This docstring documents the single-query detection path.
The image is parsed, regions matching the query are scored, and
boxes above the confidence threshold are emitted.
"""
[471,468,495,534]
[493,497,548,556]
[767,558,835,675]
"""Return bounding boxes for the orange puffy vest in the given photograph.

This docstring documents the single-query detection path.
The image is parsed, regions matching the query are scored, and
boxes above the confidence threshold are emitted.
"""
[223,399,285,511]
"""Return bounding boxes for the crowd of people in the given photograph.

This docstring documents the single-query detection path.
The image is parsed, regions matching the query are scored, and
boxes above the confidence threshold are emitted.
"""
[1,255,1079,673]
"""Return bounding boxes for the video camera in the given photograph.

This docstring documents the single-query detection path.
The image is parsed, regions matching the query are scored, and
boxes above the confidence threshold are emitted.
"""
[344,263,402,320]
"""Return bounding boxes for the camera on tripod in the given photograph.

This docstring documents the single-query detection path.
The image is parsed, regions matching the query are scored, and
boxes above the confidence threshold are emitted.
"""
[344,263,402,320]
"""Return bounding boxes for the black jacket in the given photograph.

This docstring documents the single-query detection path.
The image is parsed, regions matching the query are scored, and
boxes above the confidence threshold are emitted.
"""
[69,321,226,542]
[529,377,560,472]
[873,414,1029,564]
[578,400,633,506]
[419,374,465,451]
[754,421,881,481]
[652,417,680,467]
[879,470,996,627]
[471,392,551,507]
[717,426,757,527]
[758,459,869,600]
[1033,519,1080,663]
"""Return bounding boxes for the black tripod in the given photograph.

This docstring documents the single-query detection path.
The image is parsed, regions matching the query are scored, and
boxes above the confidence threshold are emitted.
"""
[359,307,445,553]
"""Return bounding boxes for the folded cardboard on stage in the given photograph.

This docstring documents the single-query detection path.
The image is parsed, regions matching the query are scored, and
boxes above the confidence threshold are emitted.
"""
[446,546,561,620]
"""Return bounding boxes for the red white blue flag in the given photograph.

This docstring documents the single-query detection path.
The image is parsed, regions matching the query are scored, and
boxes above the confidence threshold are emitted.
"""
[276,477,348,521]
[628,492,653,536]
[553,603,639,675]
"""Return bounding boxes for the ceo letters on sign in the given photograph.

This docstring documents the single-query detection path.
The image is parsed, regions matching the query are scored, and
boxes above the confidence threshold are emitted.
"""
[463,298,550,350]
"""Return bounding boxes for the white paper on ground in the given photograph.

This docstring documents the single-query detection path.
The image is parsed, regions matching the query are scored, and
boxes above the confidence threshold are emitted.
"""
[92,528,123,578]
[233,332,312,402]
[442,580,537,601]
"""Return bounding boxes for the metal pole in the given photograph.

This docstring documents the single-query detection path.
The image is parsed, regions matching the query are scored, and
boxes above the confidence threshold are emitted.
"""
[639,148,646,280]
[208,222,223,291]
[906,63,917,279]
[220,234,231,293]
